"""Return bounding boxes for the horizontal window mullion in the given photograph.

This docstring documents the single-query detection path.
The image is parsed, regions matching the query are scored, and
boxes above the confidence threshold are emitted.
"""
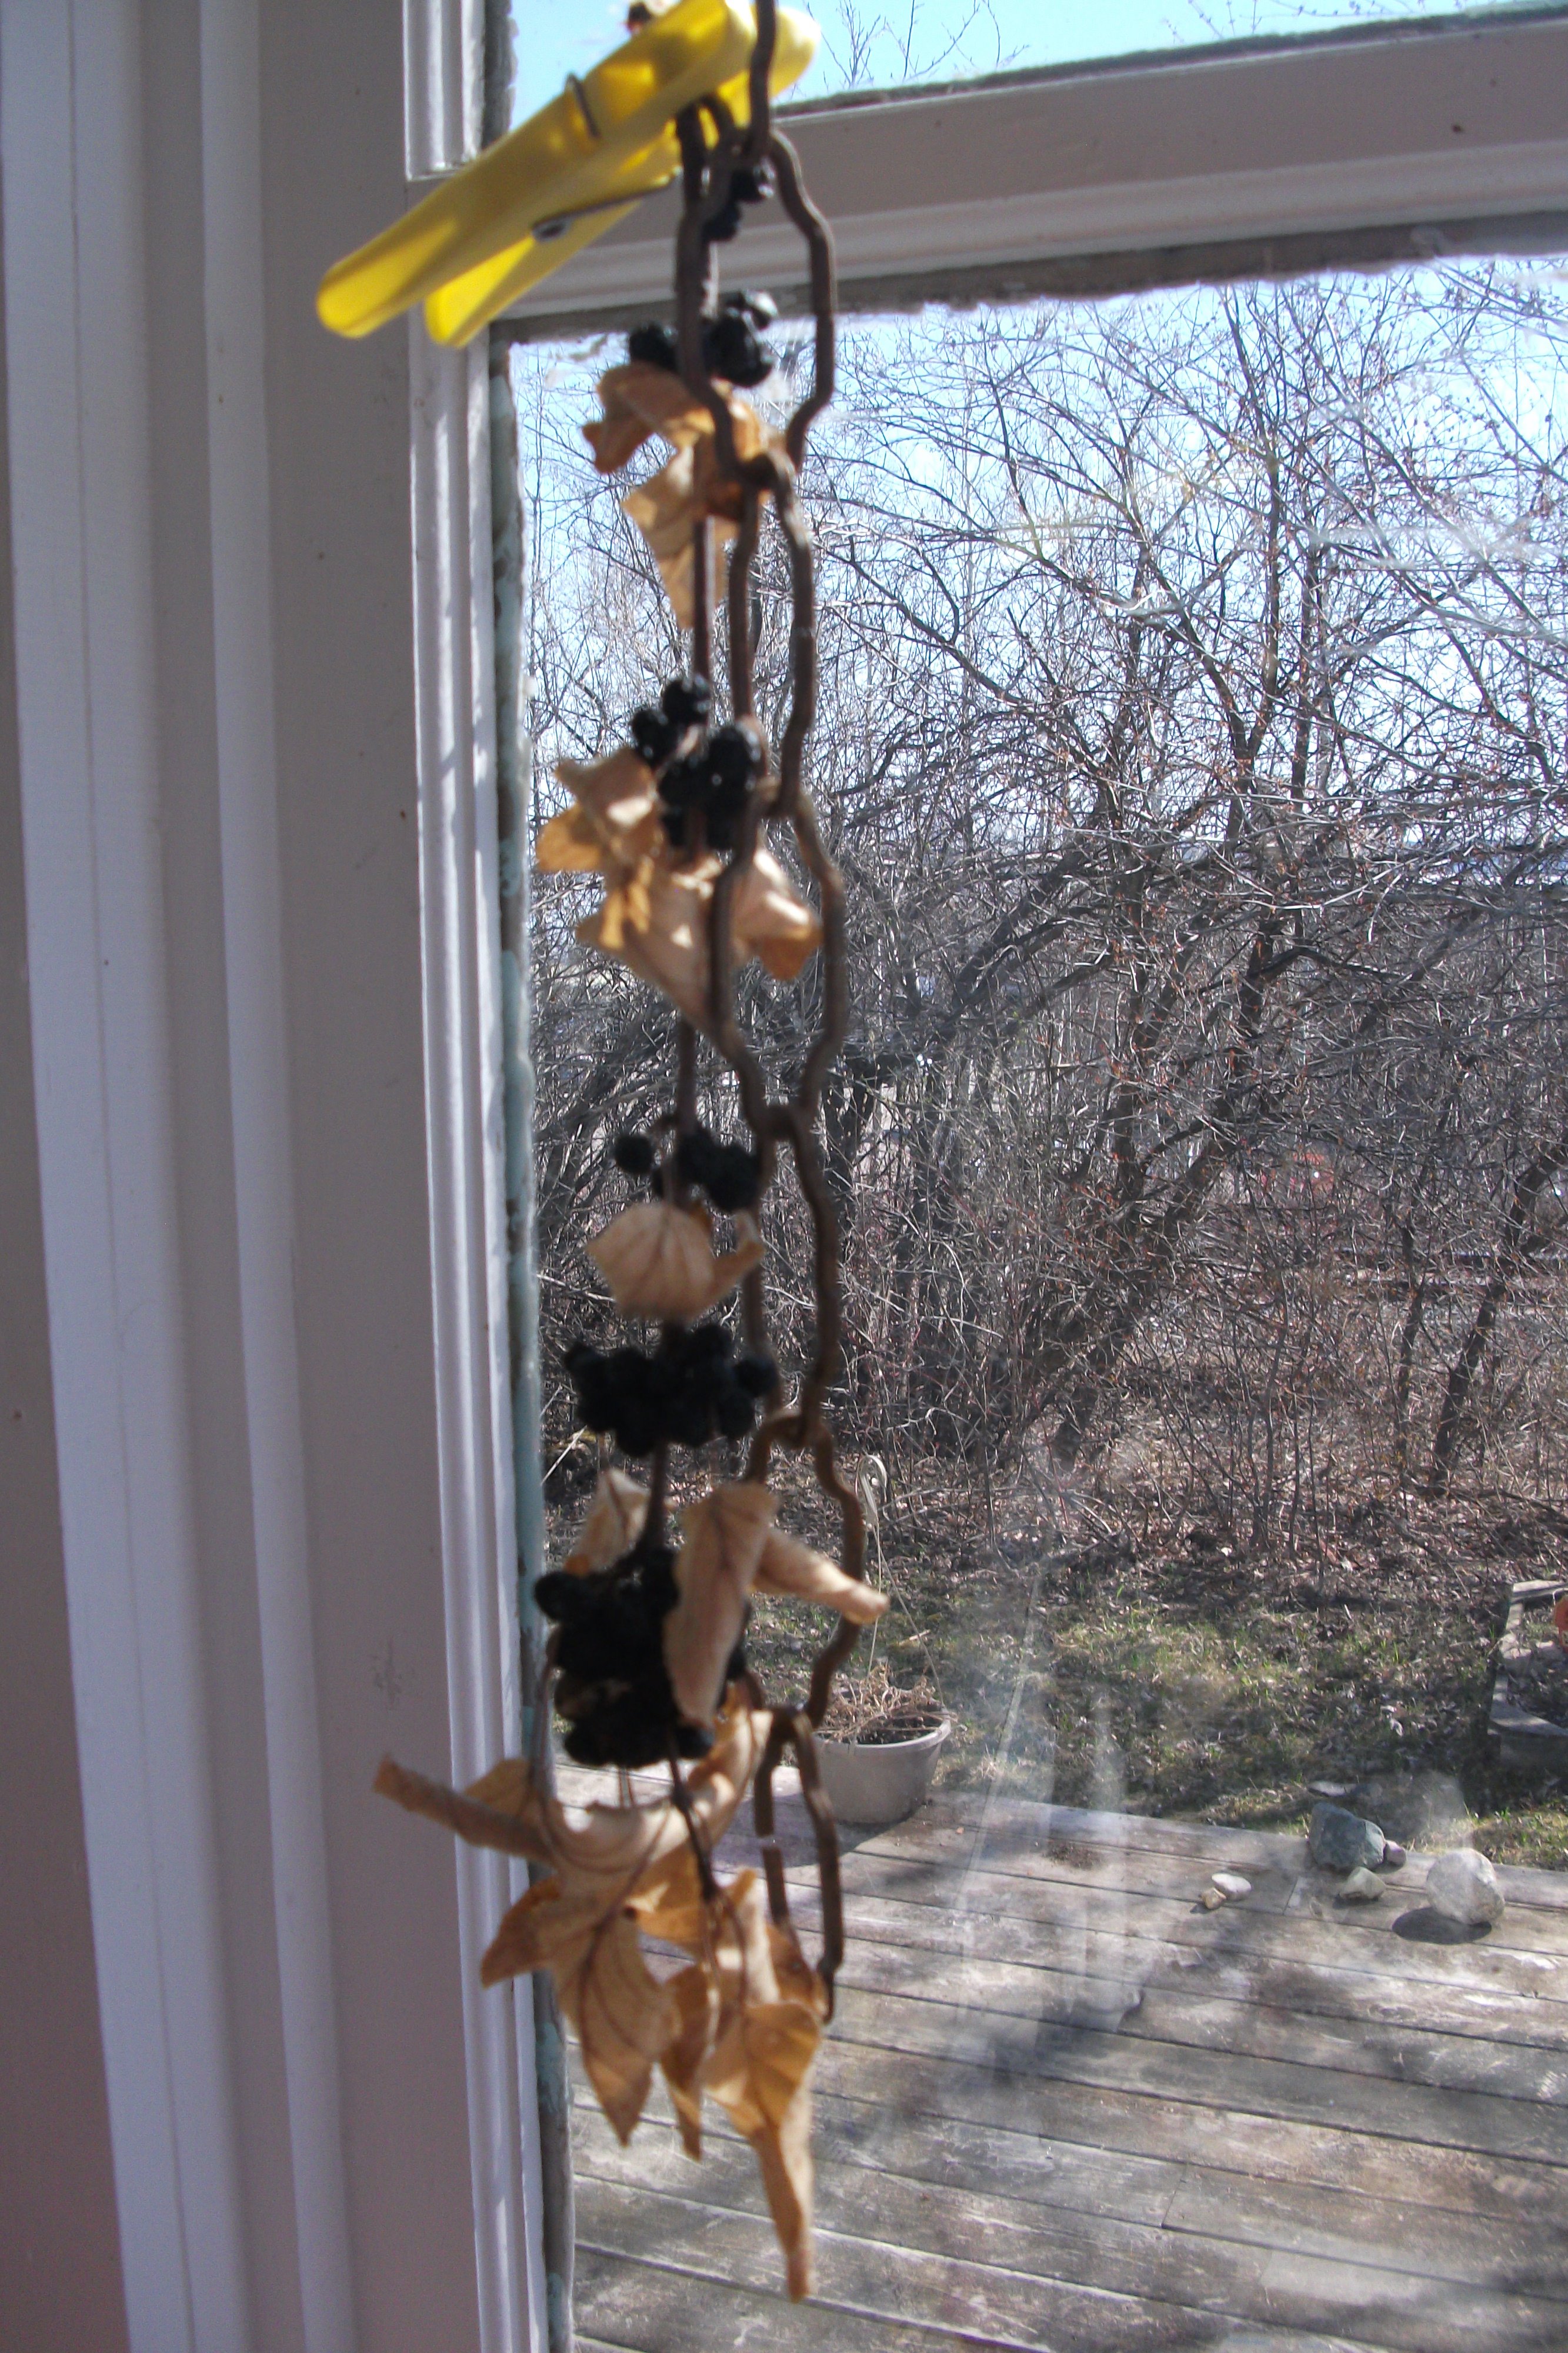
[486,11,1568,334]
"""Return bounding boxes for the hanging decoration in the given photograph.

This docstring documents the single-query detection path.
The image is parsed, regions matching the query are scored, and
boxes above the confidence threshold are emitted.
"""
[323,0,865,2302]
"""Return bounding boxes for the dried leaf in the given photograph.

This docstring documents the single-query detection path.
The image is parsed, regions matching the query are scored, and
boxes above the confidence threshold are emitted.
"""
[622,449,738,628]
[578,861,712,1028]
[535,804,604,874]
[768,1917,832,2022]
[584,361,783,479]
[625,1841,710,1953]
[379,1687,770,1898]
[373,1754,550,1862]
[743,2059,818,2301]
[577,851,820,1034]
[702,1881,822,2301]
[662,1961,720,2157]
[563,1468,649,1575]
[665,1485,779,1726]
[732,848,824,983]
[754,1527,888,1625]
[583,361,714,472]
[482,1881,674,2142]
[545,746,663,876]
[588,1200,763,1322]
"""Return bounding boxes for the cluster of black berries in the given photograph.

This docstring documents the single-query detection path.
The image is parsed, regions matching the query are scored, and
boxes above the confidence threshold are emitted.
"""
[660,719,763,853]
[704,164,774,248]
[627,290,778,389]
[536,1539,723,1767]
[566,1325,775,1455]
[611,1124,762,1214]
[675,1124,762,1212]
[627,675,765,856]
[628,672,709,768]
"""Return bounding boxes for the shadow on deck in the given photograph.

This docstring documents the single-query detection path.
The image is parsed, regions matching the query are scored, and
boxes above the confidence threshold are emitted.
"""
[561,1778,1568,2352]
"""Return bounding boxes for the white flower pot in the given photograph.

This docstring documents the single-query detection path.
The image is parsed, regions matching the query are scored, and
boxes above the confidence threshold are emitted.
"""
[816,1718,950,1827]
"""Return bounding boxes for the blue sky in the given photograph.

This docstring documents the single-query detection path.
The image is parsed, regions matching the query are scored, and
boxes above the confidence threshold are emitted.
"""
[508,1,1484,124]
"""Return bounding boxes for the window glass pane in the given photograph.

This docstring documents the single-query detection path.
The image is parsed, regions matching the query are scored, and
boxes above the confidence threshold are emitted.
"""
[506,1,1519,125]
[516,256,1568,2347]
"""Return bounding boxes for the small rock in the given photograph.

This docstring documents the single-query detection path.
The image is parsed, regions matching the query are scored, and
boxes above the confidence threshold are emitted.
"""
[1308,1802,1385,1873]
[1200,1887,1226,1911]
[1426,1848,1504,1927]
[1340,1867,1384,1903]
[1211,1872,1252,1899]
[1380,1839,1407,1870]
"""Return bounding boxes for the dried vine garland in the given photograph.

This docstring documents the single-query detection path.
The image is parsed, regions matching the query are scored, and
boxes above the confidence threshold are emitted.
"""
[375,2,869,2299]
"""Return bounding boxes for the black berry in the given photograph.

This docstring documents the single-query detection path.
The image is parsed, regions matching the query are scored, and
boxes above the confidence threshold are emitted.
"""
[629,704,677,766]
[536,1539,715,1767]
[564,1322,765,1454]
[676,1124,762,1213]
[627,320,678,373]
[735,1352,777,1398]
[706,722,762,791]
[611,1132,656,1178]
[658,751,709,810]
[662,675,711,731]
[703,310,770,389]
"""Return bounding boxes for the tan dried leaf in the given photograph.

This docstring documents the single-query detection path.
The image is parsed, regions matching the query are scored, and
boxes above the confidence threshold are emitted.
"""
[661,1960,720,2159]
[588,1200,763,1322]
[563,1468,649,1575]
[373,1753,551,1862]
[482,1880,675,2142]
[624,1841,709,1953]
[732,847,824,983]
[754,1527,888,1625]
[379,1688,769,1902]
[622,449,738,629]
[745,2060,818,2301]
[577,861,712,1028]
[547,746,663,876]
[534,803,603,874]
[768,1916,832,2022]
[584,362,785,478]
[702,1881,821,2302]
[665,1485,779,1727]
[583,361,713,472]
[577,851,820,1034]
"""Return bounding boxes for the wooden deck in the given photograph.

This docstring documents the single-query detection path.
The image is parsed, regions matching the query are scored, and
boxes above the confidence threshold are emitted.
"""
[562,1777,1568,2352]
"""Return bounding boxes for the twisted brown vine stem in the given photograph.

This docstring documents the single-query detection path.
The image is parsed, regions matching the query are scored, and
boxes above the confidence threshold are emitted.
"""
[663,0,859,1999]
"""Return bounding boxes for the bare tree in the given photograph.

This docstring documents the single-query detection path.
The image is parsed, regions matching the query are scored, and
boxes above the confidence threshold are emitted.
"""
[515,257,1568,1532]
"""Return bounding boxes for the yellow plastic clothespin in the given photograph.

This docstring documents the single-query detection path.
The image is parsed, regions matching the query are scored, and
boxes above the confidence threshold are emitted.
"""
[318,0,819,349]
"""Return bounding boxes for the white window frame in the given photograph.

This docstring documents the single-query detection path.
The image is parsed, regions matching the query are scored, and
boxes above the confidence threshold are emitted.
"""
[504,8,1568,334]
[4,4,1564,2351]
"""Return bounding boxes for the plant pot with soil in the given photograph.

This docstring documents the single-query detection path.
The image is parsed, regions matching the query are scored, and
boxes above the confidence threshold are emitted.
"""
[816,1669,951,1827]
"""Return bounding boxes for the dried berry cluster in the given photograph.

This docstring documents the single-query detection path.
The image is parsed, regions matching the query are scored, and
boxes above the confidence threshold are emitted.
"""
[613,1121,762,1213]
[627,672,766,854]
[564,1323,775,1456]
[629,288,779,386]
[537,1538,723,1768]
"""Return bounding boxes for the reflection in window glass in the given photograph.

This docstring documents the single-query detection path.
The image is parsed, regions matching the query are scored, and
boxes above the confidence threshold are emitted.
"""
[508,0,1506,125]
[516,261,1568,2346]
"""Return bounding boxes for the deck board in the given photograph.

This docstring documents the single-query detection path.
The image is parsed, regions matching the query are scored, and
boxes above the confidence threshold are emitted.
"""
[556,1775,1568,2350]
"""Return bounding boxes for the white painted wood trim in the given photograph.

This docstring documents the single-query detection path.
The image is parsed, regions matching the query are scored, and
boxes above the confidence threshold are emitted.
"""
[0,7,251,2347]
[409,308,547,2353]
[5,0,540,2345]
[502,11,1568,329]
[198,4,356,2347]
